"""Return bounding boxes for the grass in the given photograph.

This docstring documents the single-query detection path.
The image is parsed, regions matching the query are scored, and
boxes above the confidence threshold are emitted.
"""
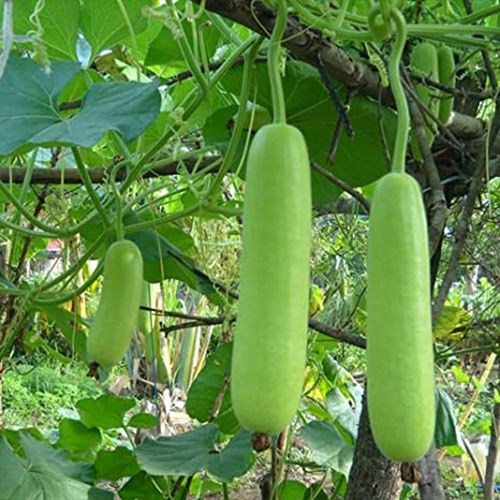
[2,357,104,428]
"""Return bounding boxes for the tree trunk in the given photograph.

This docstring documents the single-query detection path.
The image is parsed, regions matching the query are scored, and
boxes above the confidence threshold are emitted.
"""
[417,443,446,500]
[345,390,402,500]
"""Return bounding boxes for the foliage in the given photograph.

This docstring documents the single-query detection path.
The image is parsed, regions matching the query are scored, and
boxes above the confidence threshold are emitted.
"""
[0,0,499,498]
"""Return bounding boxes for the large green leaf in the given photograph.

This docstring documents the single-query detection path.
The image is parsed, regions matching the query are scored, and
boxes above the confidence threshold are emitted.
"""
[76,395,136,430]
[80,0,149,61]
[435,388,460,448]
[57,419,102,453]
[0,58,80,155]
[0,434,93,500]
[145,6,220,68]
[9,0,80,60]
[325,388,358,439]
[119,472,167,500]
[95,447,140,481]
[38,305,88,360]
[0,58,161,154]
[136,424,254,482]
[221,61,396,205]
[186,343,239,434]
[301,421,353,476]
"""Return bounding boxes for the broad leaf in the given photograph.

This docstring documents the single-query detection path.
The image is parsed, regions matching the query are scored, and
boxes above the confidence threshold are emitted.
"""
[0,58,161,154]
[276,480,308,500]
[119,472,167,500]
[0,434,93,500]
[57,419,102,452]
[127,413,157,429]
[76,395,136,430]
[80,0,149,61]
[205,430,254,482]
[95,447,140,481]
[10,0,80,60]
[222,61,396,205]
[0,58,80,155]
[136,424,219,476]
[136,424,254,481]
[37,305,88,360]
[145,12,220,67]
[186,343,239,434]
[325,388,358,439]
[435,388,460,448]
[301,421,354,476]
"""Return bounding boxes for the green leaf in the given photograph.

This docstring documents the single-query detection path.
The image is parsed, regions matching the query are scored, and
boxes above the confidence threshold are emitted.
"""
[88,488,115,500]
[145,13,220,67]
[136,424,219,476]
[136,424,254,481]
[76,395,136,430]
[301,421,353,476]
[222,61,396,206]
[81,0,149,61]
[32,82,162,148]
[0,57,80,155]
[37,305,88,360]
[276,480,308,500]
[435,388,460,448]
[205,430,254,482]
[304,482,329,500]
[325,388,358,439]
[0,428,45,456]
[186,343,239,434]
[127,413,158,429]
[119,472,167,500]
[0,57,161,154]
[0,434,93,500]
[95,447,140,481]
[57,419,102,452]
[11,0,80,60]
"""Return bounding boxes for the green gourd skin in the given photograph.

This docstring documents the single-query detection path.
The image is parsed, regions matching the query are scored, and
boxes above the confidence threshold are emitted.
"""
[233,104,272,132]
[367,172,435,462]
[410,42,439,160]
[437,46,455,125]
[231,123,312,435]
[87,240,144,368]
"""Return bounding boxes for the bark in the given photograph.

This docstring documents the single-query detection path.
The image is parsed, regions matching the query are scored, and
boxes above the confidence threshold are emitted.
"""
[416,443,446,500]
[345,390,402,500]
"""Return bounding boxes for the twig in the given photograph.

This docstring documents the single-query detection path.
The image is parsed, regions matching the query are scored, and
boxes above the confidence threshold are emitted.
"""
[308,318,366,349]
[432,100,500,322]
[311,161,370,214]
[407,97,448,257]
[317,53,355,140]
[327,88,356,163]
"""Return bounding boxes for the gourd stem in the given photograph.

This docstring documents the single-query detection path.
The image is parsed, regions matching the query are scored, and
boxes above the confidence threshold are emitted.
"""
[269,0,288,124]
[387,6,409,174]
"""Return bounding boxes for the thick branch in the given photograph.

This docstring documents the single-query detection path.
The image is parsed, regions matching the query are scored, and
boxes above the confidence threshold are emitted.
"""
[0,156,218,185]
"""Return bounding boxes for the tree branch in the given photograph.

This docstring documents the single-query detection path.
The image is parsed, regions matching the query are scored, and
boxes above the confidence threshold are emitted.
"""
[0,156,219,185]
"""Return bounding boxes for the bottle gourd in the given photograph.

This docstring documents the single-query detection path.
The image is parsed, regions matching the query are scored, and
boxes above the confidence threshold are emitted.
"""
[231,123,311,434]
[410,42,439,160]
[367,172,435,462]
[87,240,143,368]
[437,46,455,125]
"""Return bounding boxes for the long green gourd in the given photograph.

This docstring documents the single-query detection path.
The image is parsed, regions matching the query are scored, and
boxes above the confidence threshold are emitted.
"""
[367,5,435,462]
[231,0,312,434]
[410,41,439,161]
[437,45,456,124]
[87,240,143,368]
